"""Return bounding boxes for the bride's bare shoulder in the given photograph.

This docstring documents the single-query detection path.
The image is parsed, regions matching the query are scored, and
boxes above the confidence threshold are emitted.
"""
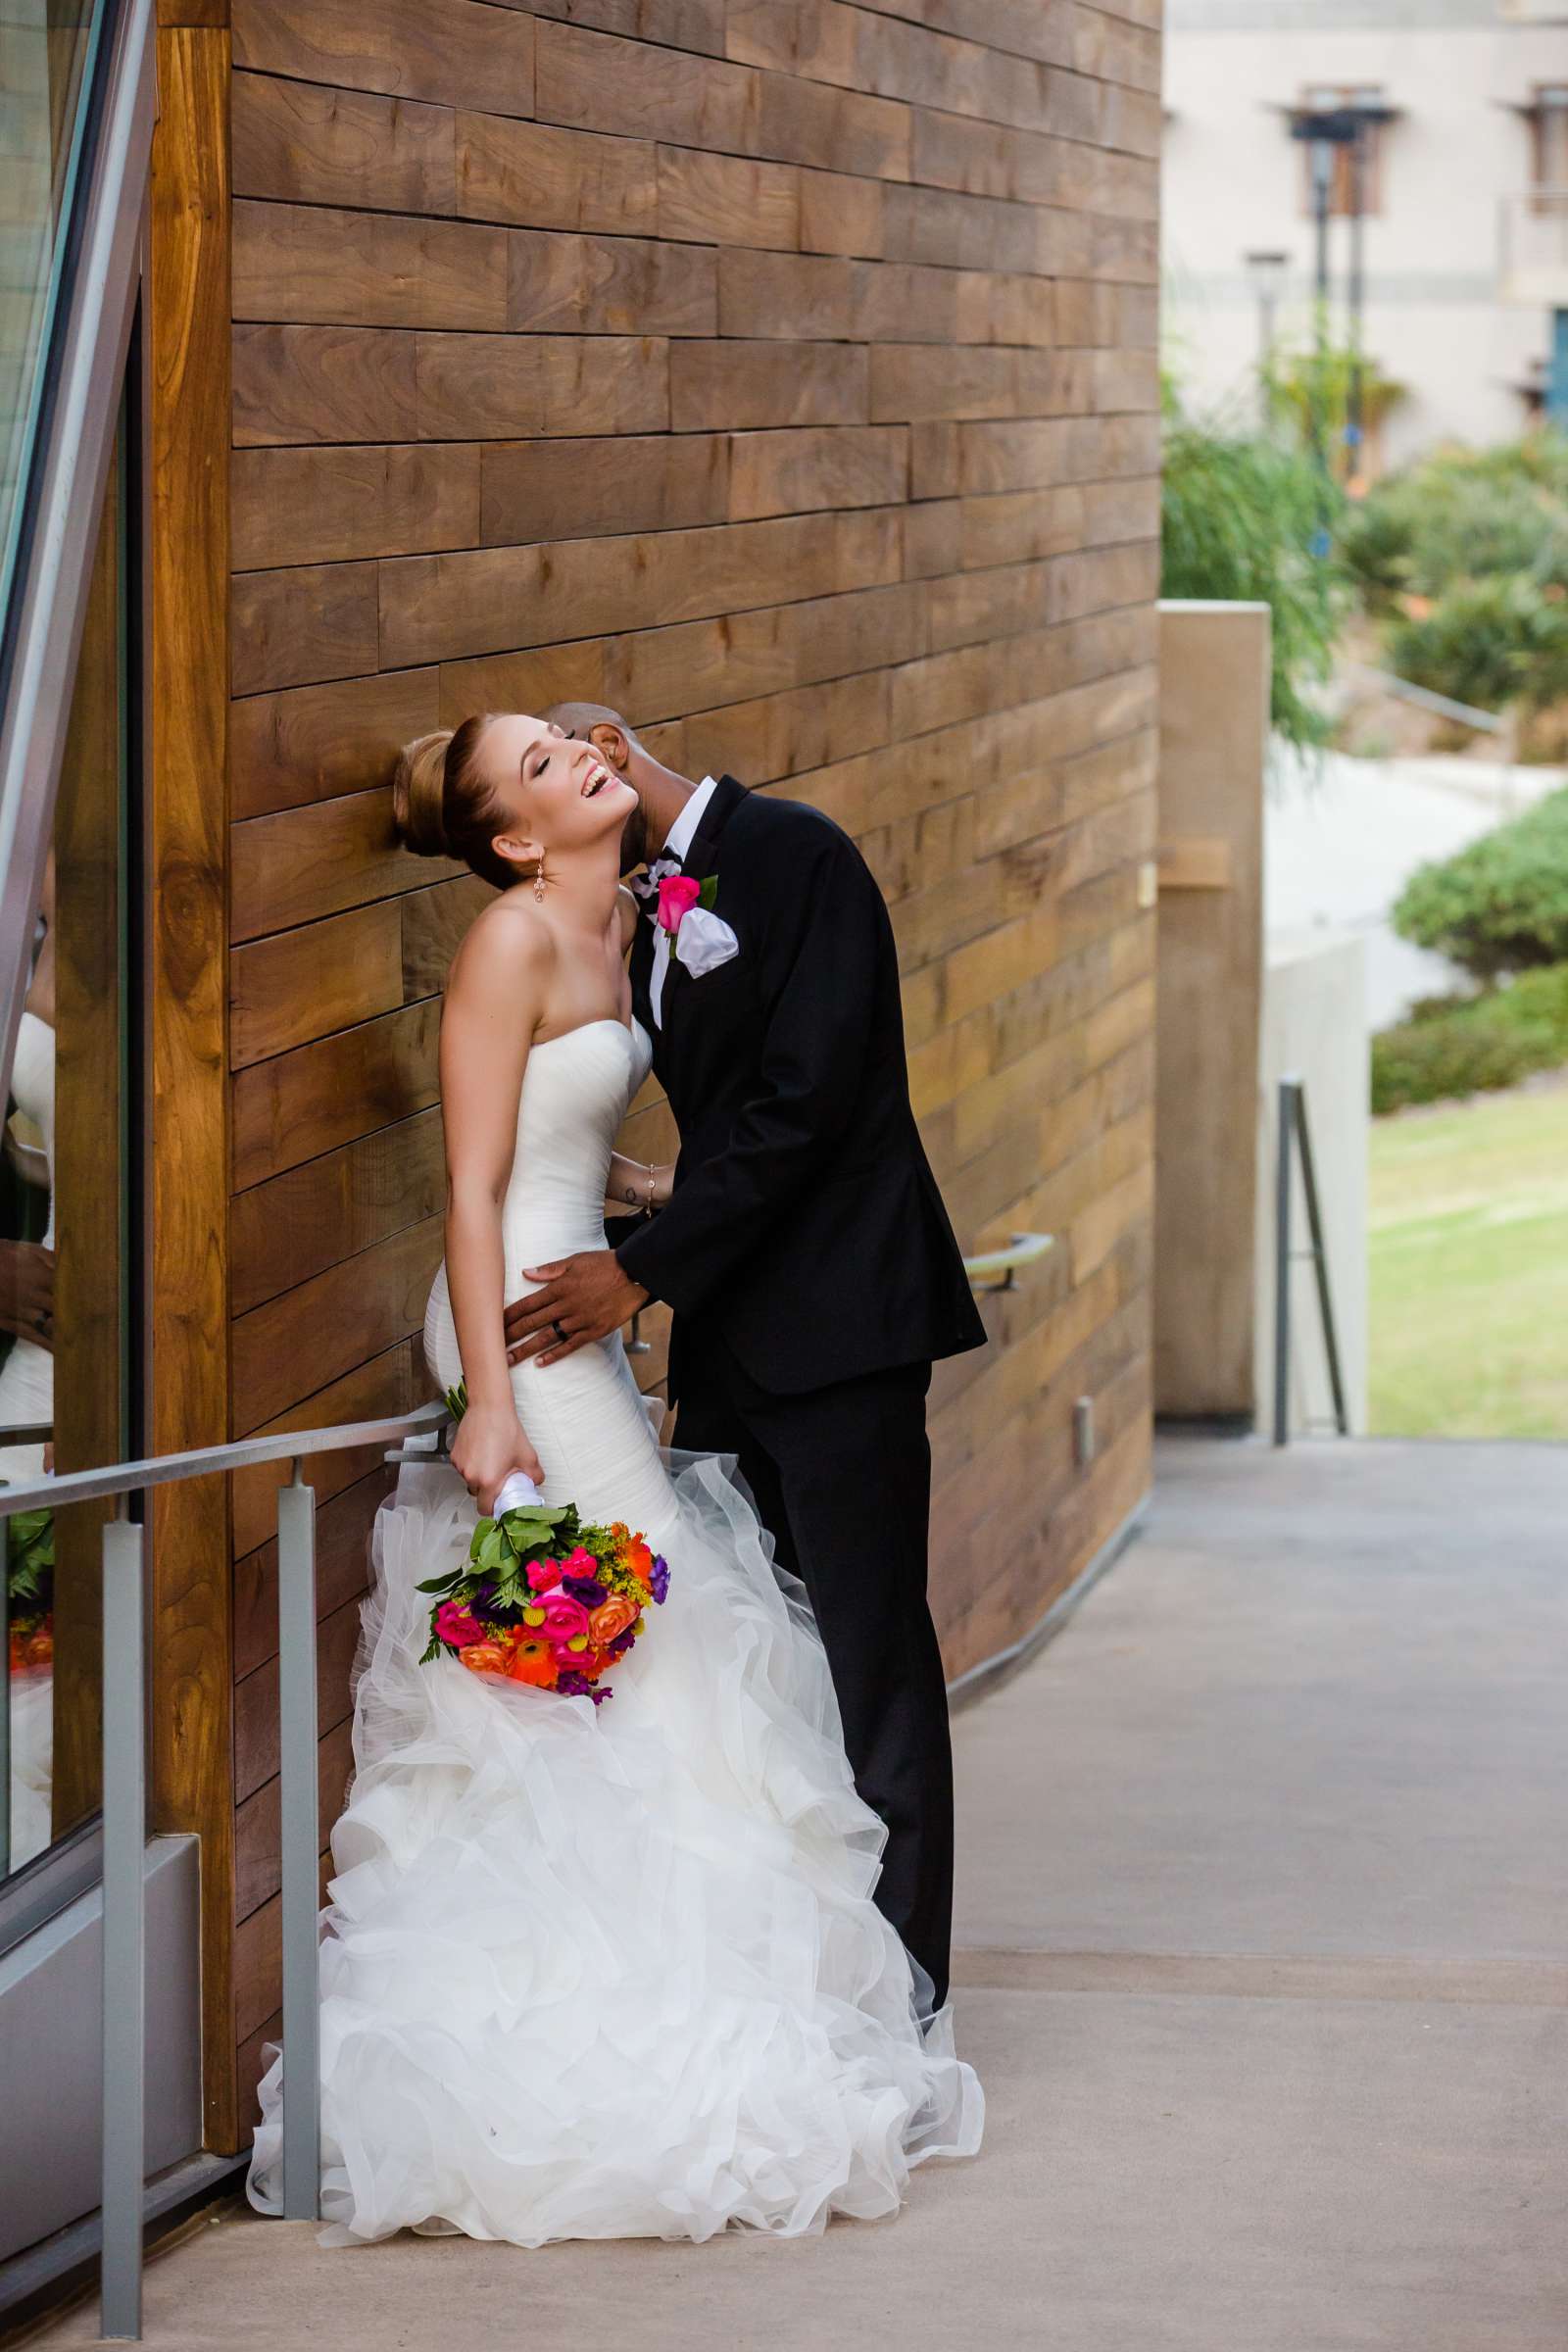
[447,891,557,1001]
[616,885,639,955]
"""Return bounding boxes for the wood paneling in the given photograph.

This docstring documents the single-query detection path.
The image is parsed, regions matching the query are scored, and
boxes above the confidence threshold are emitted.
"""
[223,0,1161,2105]
[153,22,237,2152]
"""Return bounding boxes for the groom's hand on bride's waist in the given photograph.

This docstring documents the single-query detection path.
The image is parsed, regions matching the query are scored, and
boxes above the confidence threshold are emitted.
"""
[505,1251,652,1367]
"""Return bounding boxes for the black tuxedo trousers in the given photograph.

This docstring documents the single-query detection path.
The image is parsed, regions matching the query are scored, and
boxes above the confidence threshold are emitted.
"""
[616,777,984,2009]
[673,1335,955,2011]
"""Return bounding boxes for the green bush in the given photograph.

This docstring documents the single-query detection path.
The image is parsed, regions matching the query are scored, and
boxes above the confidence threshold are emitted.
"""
[1160,395,1348,754]
[1392,787,1568,977]
[1371,962,1568,1113]
[1387,573,1568,717]
[1342,446,1568,612]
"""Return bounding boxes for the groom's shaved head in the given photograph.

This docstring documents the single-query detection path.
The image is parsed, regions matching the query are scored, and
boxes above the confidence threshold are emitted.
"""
[542,700,642,748]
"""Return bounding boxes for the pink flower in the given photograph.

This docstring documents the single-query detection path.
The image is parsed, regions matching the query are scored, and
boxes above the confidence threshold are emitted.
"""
[535,1592,591,1647]
[657,874,701,935]
[562,1545,600,1579]
[526,1557,564,1594]
[435,1598,484,1649]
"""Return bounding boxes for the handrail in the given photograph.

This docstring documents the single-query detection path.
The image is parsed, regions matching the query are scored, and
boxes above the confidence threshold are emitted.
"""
[0,1397,448,2340]
[0,1400,448,1519]
[1272,1076,1349,1446]
[963,1231,1054,1295]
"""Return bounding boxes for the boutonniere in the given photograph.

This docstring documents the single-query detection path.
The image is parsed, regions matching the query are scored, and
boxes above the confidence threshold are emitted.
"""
[656,872,719,935]
[654,871,740,982]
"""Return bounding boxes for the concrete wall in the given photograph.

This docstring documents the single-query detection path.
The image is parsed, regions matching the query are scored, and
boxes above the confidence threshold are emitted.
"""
[0,1837,202,2263]
[1154,601,1268,1423]
[1162,0,1562,459]
[1255,931,1371,1438]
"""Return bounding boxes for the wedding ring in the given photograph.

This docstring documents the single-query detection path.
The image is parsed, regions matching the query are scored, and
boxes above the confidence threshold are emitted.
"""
[552,1319,567,1345]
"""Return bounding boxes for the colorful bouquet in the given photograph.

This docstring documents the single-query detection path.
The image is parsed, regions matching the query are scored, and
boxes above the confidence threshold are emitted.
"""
[417,1391,668,1703]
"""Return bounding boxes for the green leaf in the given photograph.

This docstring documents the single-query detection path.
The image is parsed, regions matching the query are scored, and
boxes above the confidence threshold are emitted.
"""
[697,874,719,910]
[415,1572,461,1594]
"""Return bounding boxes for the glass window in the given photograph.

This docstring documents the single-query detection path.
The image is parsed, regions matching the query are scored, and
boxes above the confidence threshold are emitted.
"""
[3,382,140,1880]
[0,0,105,634]
[1298,86,1387,220]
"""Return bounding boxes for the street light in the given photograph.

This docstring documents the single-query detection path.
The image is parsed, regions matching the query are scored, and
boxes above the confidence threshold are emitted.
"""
[1244,248,1292,423]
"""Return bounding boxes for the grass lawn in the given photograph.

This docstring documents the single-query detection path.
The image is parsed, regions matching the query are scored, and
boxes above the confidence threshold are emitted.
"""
[1368,1079,1568,1437]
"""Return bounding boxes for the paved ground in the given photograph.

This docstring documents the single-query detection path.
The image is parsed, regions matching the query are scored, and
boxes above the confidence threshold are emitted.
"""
[1264,748,1562,1032]
[32,1437,1568,2350]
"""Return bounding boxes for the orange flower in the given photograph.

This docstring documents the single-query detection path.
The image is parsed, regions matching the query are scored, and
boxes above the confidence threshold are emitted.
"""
[507,1637,560,1690]
[629,1540,655,1583]
[24,1630,52,1667]
[458,1642,509,1677]
[589,1592,639,1648]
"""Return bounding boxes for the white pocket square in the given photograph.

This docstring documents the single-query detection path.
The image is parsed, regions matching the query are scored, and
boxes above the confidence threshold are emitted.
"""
[672,906,740,979]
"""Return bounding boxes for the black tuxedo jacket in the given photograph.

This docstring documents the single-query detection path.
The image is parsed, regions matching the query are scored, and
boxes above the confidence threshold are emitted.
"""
[615,776,986,1398]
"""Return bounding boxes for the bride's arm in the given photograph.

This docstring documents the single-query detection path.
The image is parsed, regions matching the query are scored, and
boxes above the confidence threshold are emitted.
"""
[440,909,551,1509]
[604,1152,673,1219]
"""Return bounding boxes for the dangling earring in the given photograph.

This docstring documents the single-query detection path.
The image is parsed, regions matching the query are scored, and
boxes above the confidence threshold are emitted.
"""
[532,858,546,906]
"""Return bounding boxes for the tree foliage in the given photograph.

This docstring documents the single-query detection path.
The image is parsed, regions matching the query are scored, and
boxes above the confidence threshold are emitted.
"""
[1160,389,1348,752]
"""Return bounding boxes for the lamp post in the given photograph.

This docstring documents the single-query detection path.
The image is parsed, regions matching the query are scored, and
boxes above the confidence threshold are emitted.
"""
[1245,248,1291,426]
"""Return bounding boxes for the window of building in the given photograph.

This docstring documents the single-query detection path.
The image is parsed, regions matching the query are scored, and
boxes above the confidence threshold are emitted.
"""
[1298,86,1387,219]
[1529,86,1568,213]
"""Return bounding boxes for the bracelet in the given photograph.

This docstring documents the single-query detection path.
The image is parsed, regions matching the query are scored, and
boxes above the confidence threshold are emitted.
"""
[646,1161,658,1219]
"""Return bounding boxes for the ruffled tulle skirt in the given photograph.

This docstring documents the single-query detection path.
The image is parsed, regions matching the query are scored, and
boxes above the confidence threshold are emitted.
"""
[247,1453,982,2245]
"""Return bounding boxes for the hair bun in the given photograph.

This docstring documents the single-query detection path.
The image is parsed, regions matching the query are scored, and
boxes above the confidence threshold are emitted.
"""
[392,729,454,858]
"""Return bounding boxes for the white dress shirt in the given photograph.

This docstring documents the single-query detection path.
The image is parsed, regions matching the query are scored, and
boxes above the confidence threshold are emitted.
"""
[648,775,718,1029]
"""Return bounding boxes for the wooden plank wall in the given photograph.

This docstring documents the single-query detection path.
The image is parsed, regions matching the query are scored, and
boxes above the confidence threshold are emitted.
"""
[225,0,1162,2115]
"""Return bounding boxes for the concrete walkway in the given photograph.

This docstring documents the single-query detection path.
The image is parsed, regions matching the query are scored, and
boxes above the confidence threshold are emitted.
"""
[32,1438,1568,2349]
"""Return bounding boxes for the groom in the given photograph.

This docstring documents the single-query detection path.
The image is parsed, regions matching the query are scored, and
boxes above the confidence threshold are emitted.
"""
[503,706,986,2008]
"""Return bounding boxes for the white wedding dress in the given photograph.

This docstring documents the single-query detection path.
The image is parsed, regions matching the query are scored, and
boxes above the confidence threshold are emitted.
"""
[247,1015,982,2246]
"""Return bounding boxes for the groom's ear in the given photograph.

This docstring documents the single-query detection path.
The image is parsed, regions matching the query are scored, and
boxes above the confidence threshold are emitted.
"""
[589,721,632,772]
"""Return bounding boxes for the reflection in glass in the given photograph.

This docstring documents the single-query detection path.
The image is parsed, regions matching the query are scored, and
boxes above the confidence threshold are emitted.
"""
[0,0,102,620]
[2,402,132,1875]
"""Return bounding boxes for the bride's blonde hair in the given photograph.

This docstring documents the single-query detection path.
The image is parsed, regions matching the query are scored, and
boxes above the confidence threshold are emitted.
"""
[391,716,539,893]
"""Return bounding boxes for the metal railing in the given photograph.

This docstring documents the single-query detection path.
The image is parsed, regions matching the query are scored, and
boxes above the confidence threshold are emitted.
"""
[0,1398,447,2341]
[963,1231,1054,1295]
[1272,1076,1349,1447]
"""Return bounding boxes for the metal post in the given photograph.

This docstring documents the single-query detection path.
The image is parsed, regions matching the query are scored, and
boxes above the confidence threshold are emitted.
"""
[1273,1078,1297,1447]
[277,1464,320,2221]
[100,1504,145,2341]
[1293,1086,1351,1436]
[1346,122,1366,483]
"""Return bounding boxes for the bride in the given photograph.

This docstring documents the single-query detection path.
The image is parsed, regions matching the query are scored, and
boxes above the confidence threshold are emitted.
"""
[247,710,982,2246]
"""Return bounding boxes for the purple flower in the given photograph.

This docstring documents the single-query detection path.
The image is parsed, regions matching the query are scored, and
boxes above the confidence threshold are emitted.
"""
[558,1667,612,1706]
[649,1555,670,1605]
[609,1625,638,1657]
[563,1575,607,1609]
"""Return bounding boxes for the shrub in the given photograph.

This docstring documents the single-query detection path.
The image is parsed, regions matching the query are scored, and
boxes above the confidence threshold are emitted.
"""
[1387,572,1568,717]
[1342,449,1568,612]
[1391,787,1568,977]
[1371,962,1568,1113]
[1161,395,1348,753]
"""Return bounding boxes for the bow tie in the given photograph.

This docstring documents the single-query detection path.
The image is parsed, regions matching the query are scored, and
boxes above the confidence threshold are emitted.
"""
[628,852,684,906]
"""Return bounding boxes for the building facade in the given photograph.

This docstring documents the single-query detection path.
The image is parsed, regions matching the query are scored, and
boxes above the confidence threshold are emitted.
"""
[1163,0,1568,460]
[3,0,1163,2266]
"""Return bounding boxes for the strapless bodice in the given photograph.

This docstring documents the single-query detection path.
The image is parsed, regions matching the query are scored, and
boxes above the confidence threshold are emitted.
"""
[500,1016,652,1265]
[424,1016,653,1396]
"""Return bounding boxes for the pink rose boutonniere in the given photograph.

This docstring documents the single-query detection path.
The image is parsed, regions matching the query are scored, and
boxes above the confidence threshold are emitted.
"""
[656,872,715,935]
[652,870,740,981]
